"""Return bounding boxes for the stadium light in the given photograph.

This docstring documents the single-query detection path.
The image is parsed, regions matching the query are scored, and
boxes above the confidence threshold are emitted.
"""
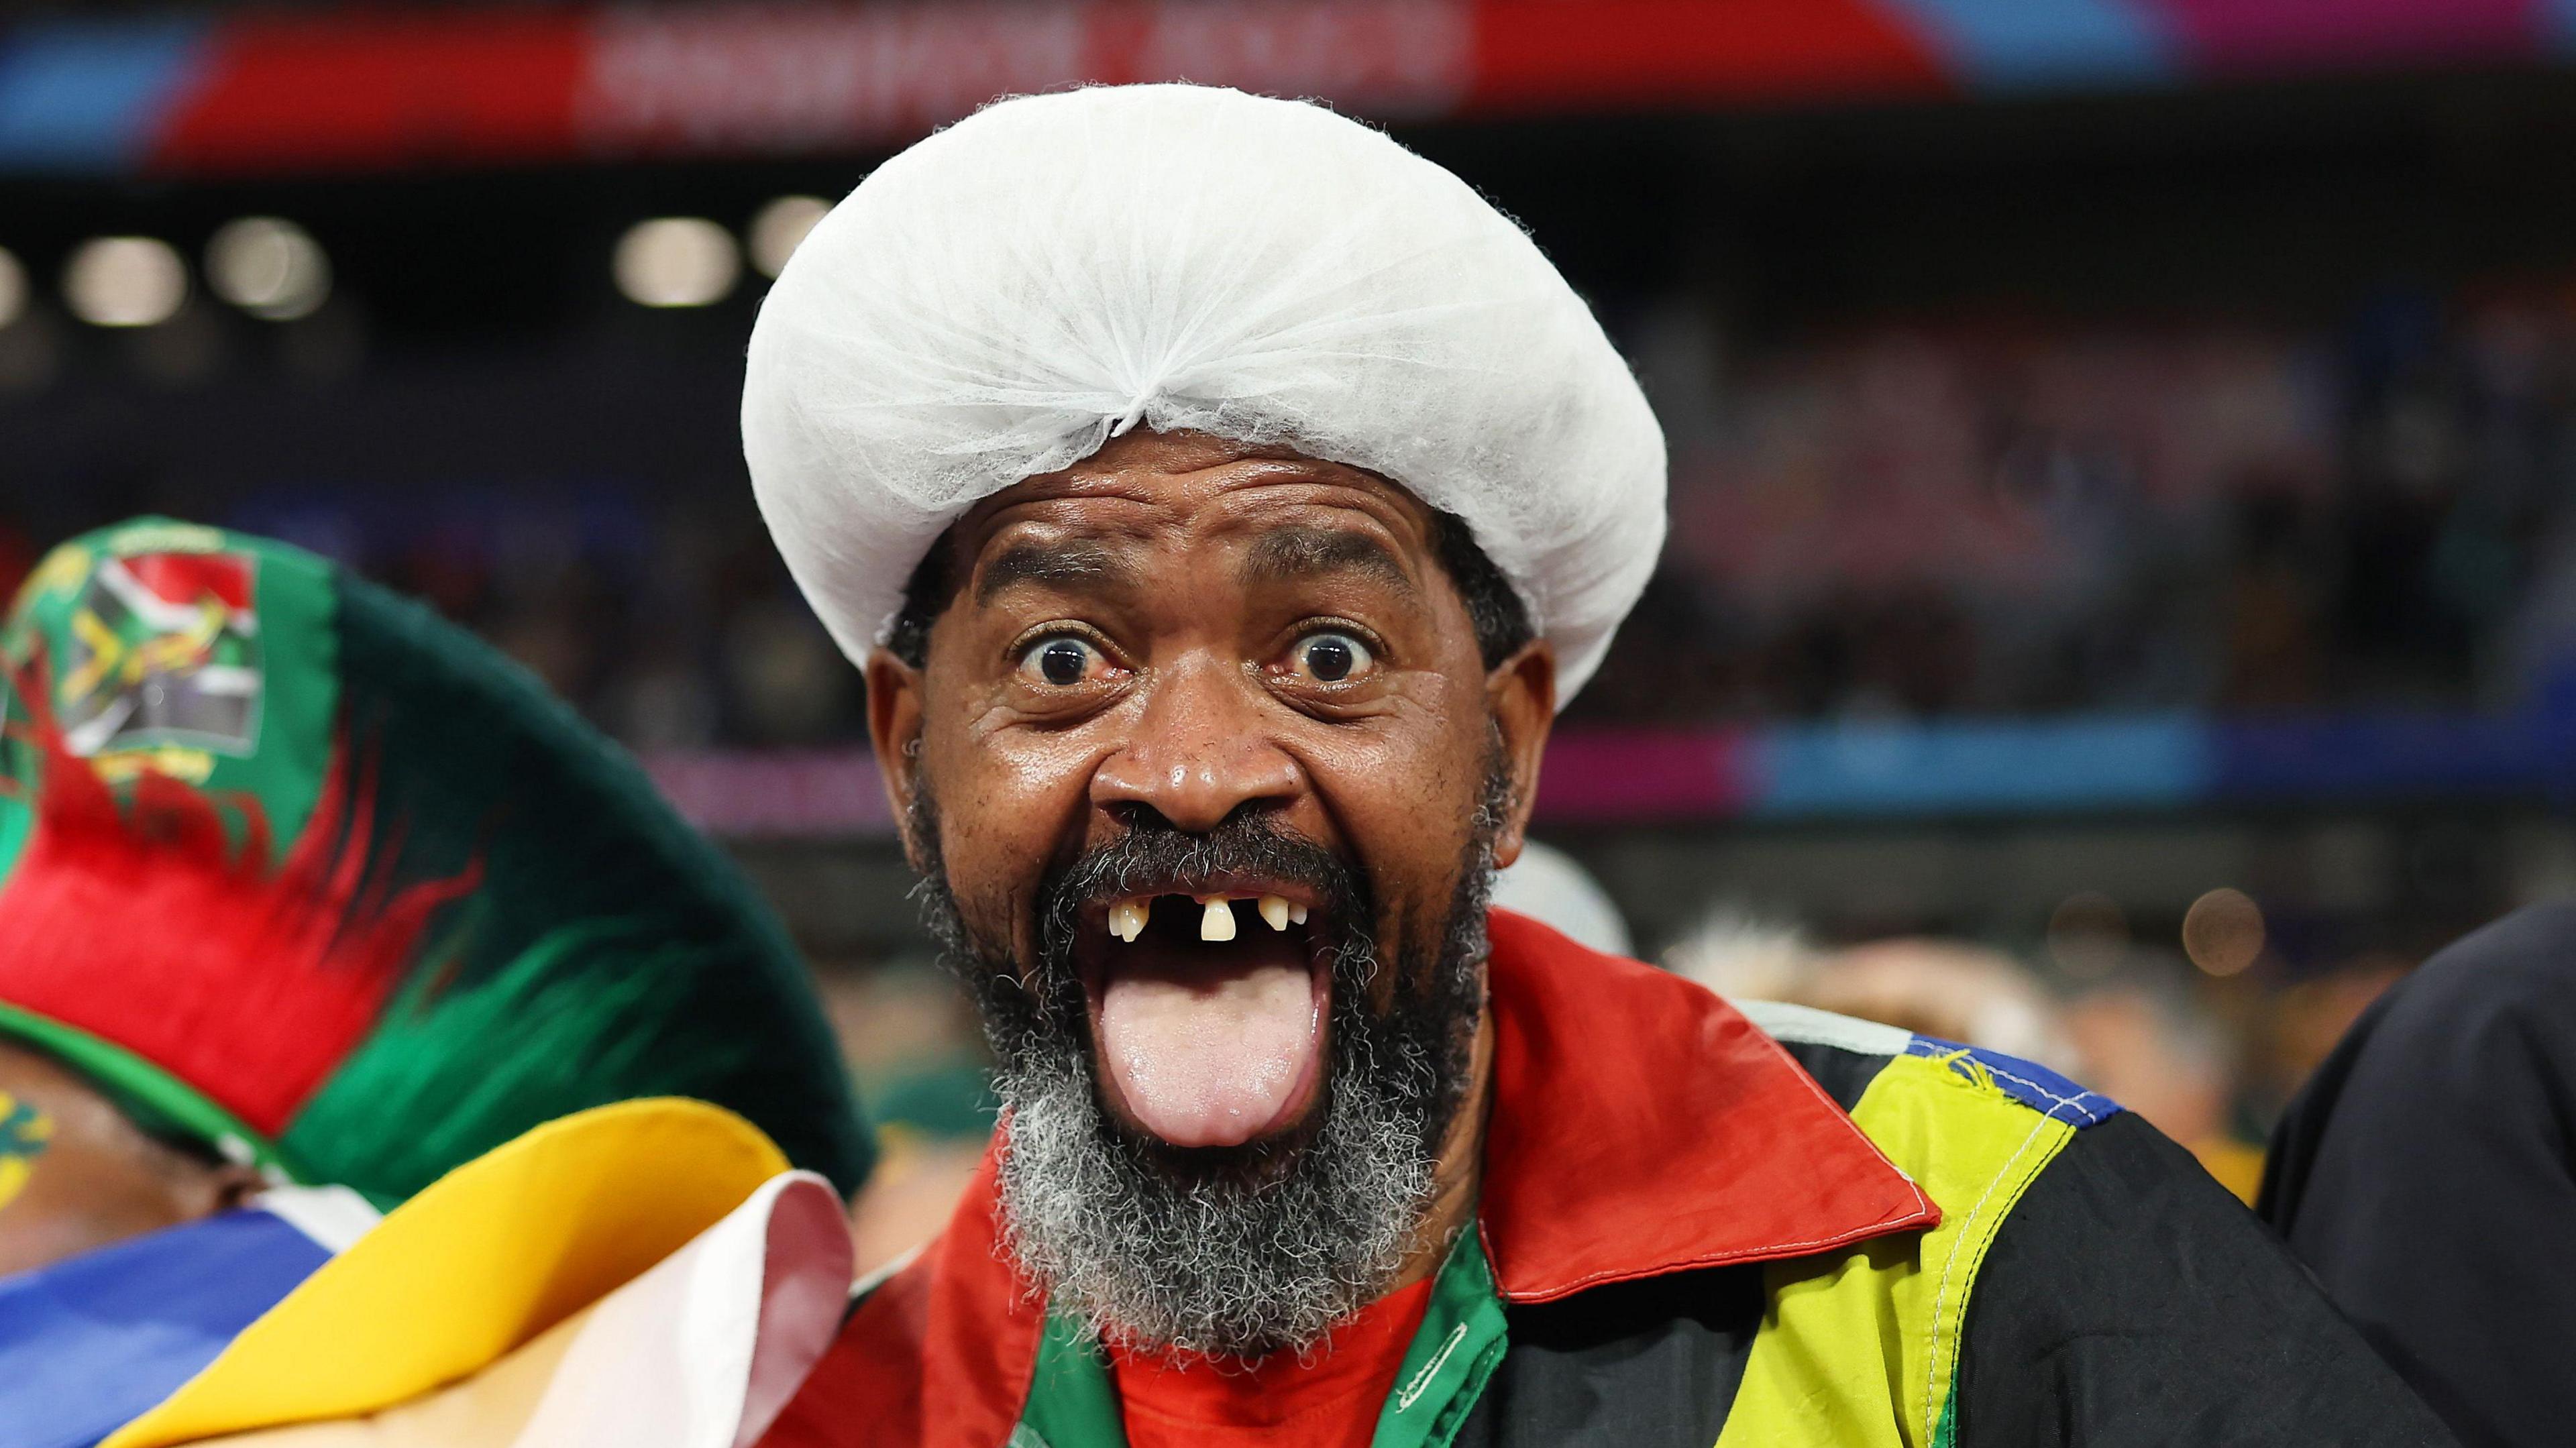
[0,247,24,330]
[207,217,331,321]
[614,218,739,308]
[64,237,187,327]
[748,196,831,279]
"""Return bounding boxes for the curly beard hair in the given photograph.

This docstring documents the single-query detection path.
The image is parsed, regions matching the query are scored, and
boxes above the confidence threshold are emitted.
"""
[906,771,1504,1361]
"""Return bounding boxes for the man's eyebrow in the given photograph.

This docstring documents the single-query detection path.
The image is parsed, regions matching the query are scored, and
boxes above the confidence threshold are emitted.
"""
[973,539,1131,605]
[1240,526,1419,597]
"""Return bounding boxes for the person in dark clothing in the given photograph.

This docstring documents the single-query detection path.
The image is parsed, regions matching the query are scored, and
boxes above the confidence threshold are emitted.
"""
[2261,900,2576,1448]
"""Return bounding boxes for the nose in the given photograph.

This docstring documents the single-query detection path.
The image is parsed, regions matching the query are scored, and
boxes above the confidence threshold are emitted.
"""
[1091,655,1302,833]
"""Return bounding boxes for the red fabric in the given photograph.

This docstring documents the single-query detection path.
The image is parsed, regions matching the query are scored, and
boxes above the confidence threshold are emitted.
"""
[761,908,1935,1445]
[762,1150,1041,1448]
[0,714,478,1133]
[1112,1276,1433,1448]
[1478,909,1937,1303]
[122,553,253,612]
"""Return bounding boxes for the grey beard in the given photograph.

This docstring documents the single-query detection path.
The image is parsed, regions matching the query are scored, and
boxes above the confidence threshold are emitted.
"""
[908,779,1501,1361]
[991,983,1439,1359]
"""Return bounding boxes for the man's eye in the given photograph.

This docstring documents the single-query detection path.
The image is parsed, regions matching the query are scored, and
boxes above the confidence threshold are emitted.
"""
[1020,636,1105,687]
[1288,631,1374,683]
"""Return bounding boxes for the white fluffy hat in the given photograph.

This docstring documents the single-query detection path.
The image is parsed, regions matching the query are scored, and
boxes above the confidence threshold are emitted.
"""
[741,83,1666,702]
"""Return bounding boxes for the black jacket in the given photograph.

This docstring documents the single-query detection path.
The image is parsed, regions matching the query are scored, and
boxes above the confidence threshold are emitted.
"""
[2263,901,2576,1448]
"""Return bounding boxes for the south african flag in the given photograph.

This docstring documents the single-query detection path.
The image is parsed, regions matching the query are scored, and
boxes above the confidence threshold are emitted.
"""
[55,551,262,760]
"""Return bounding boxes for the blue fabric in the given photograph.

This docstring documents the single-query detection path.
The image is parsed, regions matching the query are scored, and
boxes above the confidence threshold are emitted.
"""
[0,1207,329,1448]
[1907,1036,2124,1129]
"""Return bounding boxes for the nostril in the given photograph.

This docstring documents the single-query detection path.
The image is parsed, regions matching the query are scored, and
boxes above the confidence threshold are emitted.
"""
[1106,799,1171,832]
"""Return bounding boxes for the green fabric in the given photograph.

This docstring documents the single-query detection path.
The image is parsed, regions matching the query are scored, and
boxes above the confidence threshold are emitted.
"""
[284,917,761,1209]
[0,518,874,1205]
[0,1000,300,1182]
[0,765,29,884]
[308,575,872,1197]
[1018,1313,1131,1448]
[1012,1223,1508,1448]
[1369,1225,1508,1448]
[867,1060,1000,1141]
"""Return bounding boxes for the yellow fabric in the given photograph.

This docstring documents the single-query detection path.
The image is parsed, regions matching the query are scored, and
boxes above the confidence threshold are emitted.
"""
[1715,1052,2080,1448]
[105,1098,788,1448]
[177,1304,598,1447]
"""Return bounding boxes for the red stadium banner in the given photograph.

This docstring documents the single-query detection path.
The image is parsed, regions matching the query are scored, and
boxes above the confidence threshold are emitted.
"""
[119,0,1960,176]
[3,0,2562,177]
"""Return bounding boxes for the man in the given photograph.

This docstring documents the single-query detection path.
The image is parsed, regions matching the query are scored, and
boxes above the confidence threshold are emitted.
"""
[0,519,869,1446]
[745,85,2449,1445]
[2261,903,2576,1448]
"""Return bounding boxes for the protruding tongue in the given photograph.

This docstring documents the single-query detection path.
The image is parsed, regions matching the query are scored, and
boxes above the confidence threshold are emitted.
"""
[1099,958,1319,1148]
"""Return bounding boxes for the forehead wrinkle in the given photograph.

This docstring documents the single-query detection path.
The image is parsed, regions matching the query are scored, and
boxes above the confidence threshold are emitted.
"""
[973,537,1134,606]
[1240,526,1420,600]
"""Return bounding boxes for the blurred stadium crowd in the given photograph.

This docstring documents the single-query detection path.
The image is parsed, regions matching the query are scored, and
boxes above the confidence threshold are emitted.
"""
[1594,284,2576,725]
[11,278,2576,749]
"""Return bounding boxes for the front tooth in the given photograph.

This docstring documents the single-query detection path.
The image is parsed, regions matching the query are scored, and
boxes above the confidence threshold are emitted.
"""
[1199,898,1238,942]
[1109,900,1147,942]
[1289,903,1308,926]
[1258,895,1291,932]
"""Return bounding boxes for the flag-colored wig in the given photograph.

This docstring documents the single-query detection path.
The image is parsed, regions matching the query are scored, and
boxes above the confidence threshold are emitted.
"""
[0,519,871,1207]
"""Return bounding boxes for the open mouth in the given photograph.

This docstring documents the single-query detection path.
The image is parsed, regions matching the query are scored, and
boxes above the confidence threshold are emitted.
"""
[1075,883,1332,1150]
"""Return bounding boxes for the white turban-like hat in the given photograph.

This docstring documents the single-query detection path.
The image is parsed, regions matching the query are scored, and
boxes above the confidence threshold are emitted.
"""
[742,83,1666,702]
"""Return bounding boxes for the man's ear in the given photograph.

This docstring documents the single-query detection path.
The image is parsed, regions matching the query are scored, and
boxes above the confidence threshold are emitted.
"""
[1485,638,1555,871]
[863,648,932,873]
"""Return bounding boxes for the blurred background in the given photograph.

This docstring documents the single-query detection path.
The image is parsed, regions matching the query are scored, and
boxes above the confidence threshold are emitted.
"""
[10,0,2576,1235]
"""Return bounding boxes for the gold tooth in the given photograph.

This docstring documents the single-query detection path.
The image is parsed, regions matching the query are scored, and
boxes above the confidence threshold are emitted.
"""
[1199,898,1237,942]
[1258,895,1291,932]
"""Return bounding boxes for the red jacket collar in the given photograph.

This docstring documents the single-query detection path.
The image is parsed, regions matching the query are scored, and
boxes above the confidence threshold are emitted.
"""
[763,909,1937,1447]
[1476,907,1936,1302]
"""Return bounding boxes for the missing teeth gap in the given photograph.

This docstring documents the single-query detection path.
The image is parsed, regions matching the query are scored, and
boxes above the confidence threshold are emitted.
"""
[1110,893,1299,944]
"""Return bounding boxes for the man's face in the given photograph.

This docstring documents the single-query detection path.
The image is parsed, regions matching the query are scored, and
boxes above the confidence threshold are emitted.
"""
[866,430,1552,1355]
[0,1040,260,1278]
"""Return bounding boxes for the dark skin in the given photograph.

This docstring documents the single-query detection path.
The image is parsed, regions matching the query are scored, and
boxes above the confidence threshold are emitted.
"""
[866,429,1554,1290]
[0,1040,263,1278]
